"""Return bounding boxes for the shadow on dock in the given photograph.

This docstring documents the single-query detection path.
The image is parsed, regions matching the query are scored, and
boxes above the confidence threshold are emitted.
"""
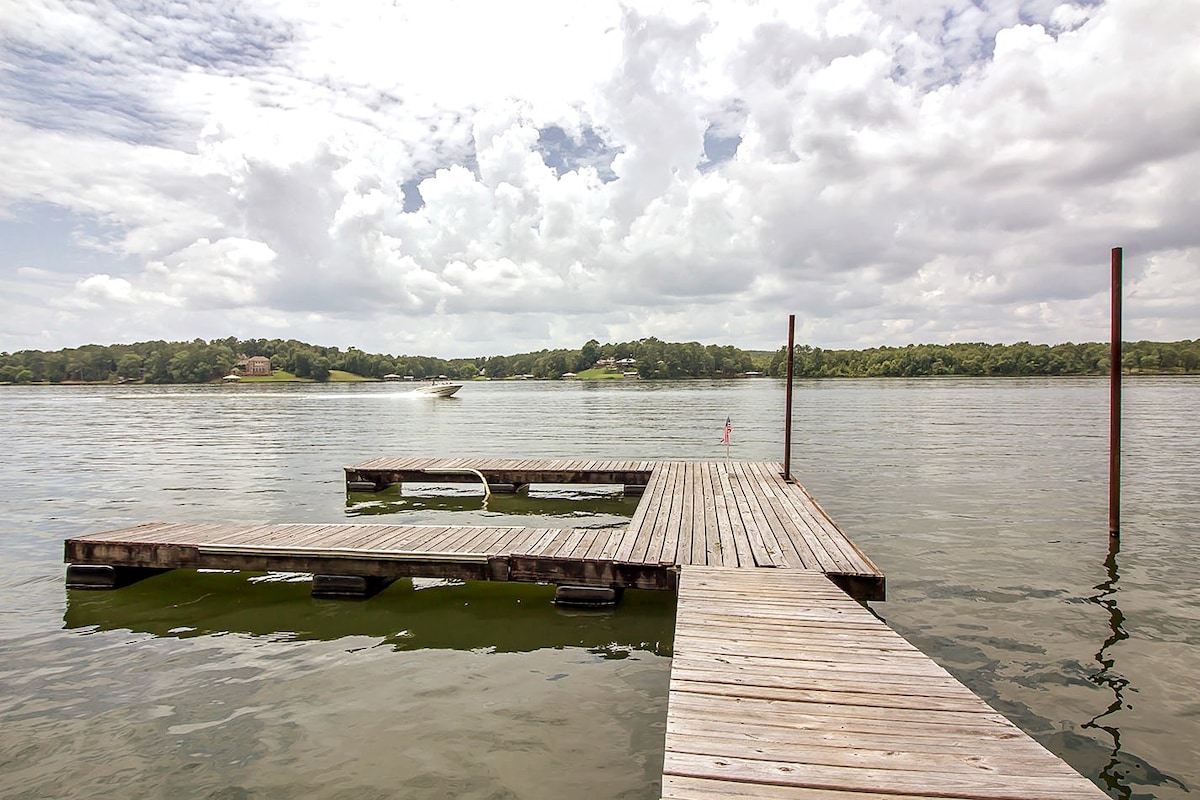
[63,571,676,658]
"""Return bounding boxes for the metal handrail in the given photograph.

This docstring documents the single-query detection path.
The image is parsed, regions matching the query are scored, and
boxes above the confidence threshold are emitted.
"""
[421,467,492,498]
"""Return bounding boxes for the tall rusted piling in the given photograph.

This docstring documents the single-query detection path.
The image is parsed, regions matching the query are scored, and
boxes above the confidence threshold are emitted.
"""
[783,314,795,482]
[1109,247,1122,538]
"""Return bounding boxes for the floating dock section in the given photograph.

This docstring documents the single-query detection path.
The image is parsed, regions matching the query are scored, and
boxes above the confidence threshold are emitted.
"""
[69,460,884,600]
[63,457,1107,798]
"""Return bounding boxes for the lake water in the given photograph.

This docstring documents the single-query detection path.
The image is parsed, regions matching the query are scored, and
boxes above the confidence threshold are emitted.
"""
[1,378,1197,799]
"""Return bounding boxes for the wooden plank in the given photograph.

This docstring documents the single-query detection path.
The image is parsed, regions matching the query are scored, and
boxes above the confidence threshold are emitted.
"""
[669,678,997,714]
[673,635,967,674]
[666,727,1087,779]
[672,671,988,705]
[663,774,948,800]
[689,462,709,567]
[672,624,926,652]
[674,460,699,563]
[663,750,1096,800]
[698,463,722,566]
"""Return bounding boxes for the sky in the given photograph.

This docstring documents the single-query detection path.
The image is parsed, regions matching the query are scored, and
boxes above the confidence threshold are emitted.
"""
[1,0,1197,358]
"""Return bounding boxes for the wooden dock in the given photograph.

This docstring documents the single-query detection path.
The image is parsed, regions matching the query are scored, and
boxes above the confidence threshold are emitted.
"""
[67,460,884,600]
[62,457,1109,797]
[664,566,1109,799]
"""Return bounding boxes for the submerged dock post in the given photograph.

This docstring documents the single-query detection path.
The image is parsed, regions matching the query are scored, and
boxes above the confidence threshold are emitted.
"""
[312,574,395,600]
[66,564,170,590]
[1109,247,1122,537]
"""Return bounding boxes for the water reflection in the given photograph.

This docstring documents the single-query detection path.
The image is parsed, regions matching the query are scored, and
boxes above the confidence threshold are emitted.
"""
[63,571,675,658]
[1085,534,1132,798]
[1084,535,1189,798]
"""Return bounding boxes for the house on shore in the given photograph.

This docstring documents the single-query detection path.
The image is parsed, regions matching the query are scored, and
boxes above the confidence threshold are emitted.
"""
[244,356,272,376]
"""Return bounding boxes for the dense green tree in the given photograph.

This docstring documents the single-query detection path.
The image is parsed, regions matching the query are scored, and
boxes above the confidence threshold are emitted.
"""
[578,339,601,372]
[116,354,144,379]
[310,356,331,382]
[483,355,509,379]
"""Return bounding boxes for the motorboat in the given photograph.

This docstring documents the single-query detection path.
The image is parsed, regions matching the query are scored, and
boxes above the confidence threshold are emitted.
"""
[412,381,462,398]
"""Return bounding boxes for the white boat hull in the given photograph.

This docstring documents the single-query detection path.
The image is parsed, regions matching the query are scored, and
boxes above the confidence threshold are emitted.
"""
[412,382,462,397]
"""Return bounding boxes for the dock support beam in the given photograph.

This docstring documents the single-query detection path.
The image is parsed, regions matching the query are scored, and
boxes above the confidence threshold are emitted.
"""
[66,564,170,590]
[311,574,395,600]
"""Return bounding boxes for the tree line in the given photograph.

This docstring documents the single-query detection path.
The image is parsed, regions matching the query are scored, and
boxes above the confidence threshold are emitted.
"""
[1,336,1197,384]
[764,340,1200,378]
[0,338,469,385]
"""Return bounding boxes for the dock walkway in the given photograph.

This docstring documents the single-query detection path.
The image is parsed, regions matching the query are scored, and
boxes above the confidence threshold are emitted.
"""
[665,566,1109,799]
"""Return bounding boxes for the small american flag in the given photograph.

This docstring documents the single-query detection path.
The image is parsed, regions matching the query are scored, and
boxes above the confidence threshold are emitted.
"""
[721,416,731,445]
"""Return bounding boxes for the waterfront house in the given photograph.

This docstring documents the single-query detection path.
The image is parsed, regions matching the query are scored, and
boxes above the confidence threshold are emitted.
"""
[244,356,272,376]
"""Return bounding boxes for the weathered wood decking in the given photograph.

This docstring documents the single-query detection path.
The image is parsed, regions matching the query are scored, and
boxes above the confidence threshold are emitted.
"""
[67,460,884,599]
[664,566,1109,799]
[61,457,1107,798]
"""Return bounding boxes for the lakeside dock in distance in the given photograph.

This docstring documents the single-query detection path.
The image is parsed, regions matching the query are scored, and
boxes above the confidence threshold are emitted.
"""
[64,457,1108,799]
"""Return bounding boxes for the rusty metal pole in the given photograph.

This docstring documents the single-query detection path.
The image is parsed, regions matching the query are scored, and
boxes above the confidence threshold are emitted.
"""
[1109,247,1122,538]
[783,314,795,482]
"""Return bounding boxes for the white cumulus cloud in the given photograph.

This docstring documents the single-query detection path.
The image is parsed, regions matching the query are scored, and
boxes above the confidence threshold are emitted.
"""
[0,0,1196,355]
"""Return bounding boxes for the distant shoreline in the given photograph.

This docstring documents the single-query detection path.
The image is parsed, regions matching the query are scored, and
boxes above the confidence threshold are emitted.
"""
[5,371,1198,387]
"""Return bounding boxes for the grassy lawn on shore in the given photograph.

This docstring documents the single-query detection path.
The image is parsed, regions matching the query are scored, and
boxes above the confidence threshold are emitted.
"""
[573,368,626,380]
[236,370,308,382]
